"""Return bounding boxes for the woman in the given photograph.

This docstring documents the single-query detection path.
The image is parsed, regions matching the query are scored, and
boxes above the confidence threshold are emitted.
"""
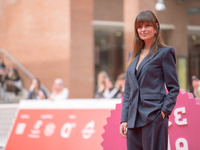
[103,75,119,99]
[0,56,6,84]
[27,78,48,99]
[115,73,126,98]
[191,75,200,98]
[94,70,108,98]
[120,10,179,150]
[4,67,23,95]
[49,78,69,100]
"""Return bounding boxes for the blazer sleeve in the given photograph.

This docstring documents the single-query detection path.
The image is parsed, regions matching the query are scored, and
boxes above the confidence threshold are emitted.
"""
[161,47,180,116]
[121,51,132,123]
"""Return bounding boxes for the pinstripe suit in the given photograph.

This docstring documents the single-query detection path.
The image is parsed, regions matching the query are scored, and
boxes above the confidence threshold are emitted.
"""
[121,47,180,150]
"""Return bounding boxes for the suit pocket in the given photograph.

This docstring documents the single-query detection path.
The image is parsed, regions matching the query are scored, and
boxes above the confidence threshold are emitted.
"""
[142,93,163,100]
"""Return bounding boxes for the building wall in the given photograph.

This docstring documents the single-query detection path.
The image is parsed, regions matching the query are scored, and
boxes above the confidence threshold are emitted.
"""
[94,0,123,21]
[157,0,188,56]
[183,1,200,25]
[0,0,199,98]
[0,0,94,98]
[0,0,71,92]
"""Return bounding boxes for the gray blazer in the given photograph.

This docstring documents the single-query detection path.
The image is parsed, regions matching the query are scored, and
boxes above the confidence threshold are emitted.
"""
[121,47,180,128]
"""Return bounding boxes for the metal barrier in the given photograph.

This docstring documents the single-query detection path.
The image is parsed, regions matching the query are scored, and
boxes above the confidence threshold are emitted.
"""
[0,104,18,150]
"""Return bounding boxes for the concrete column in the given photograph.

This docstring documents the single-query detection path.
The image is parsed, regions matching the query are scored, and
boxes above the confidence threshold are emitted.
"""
[70,0,94,98]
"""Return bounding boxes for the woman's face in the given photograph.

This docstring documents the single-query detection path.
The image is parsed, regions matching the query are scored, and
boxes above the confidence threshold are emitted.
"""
[98,73,106,84]
[105,78,113,89]
[192,79,198,89]
[8,69,15,76]
[0,58,3,64]
[119,79,125,87]
[98,74,104,82]
[137,22,156,42]
[32,79,39,89]
[53,82,63,92]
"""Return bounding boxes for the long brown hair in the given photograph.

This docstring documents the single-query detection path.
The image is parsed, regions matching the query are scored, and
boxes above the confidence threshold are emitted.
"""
[127,10,165,67]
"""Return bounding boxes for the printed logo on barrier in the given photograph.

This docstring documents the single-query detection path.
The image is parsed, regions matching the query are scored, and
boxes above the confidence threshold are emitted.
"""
[60,122,76,138]
[81,120,95,139]
[15,123,26,135]
[168,107,188,150]
[44,123,56,137]
[5,104,113,150]
[28,120,43,138]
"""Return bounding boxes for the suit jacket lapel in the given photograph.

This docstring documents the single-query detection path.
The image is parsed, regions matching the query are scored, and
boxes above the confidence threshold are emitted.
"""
[128,52,140,89]
[137,53,153,76]
[137,49,161,77]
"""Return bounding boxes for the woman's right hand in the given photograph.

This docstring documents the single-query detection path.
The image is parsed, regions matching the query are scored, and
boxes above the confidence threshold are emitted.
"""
[120,122,127,138]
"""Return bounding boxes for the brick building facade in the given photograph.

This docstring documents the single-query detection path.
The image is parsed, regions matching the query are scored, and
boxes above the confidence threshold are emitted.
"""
[0,0,199,98]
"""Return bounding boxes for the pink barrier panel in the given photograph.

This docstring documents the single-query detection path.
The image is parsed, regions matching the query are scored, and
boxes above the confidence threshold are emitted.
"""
[168,90,200,149]
[5,90,200,150]
[5,100,120,150]
[102,89,200,150]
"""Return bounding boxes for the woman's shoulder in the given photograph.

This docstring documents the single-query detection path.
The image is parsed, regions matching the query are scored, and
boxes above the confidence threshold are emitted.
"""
[129,50,134,56]
[158,46,175,55]
[159,46,174,50]
[127,50,134,60]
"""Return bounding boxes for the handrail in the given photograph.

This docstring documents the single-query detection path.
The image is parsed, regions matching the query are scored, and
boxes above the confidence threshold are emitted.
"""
[0,48,35,79]
[0,48,49,94]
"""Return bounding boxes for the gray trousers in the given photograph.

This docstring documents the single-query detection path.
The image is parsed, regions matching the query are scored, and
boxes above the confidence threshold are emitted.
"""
[127,112,168,150]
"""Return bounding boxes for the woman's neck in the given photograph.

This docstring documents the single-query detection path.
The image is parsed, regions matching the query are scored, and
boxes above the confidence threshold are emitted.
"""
[144,39,153,50]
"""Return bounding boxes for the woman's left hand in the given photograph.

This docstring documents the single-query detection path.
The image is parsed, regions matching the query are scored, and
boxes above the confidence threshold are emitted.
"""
[120,122,127,138]
[161,111,165,119]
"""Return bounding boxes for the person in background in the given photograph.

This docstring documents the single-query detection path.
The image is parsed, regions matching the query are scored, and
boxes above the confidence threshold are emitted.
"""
[49,78,69,100]
[3,67,23,95]
[0,56,6,84]
[27,78,48,99]
[103,75,119,99]
[197,80,200,98]
[94,70,108,98]
[115,73,126,98]
[191,75,200,98]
